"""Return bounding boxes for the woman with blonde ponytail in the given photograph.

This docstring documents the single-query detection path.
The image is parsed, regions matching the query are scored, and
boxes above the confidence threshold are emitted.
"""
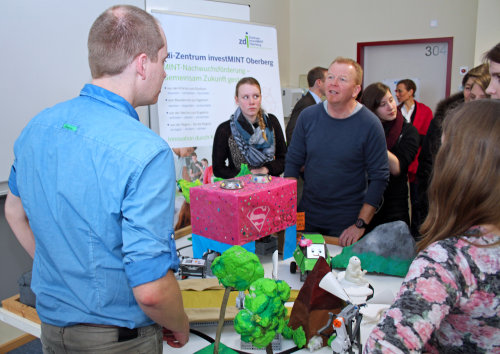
[212,77,286,178]
[365,100,500,353]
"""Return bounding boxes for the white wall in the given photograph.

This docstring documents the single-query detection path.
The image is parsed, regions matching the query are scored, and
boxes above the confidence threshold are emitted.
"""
[0,0,146,192]
[474,0,500,65]
[226,0,291,88]
[287,0,479,95]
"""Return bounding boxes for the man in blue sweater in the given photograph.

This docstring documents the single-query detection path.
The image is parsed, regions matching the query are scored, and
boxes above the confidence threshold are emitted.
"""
[285,57,389,246]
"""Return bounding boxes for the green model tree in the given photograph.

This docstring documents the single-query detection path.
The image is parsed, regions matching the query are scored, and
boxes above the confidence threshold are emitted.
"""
[234,277,306,353]
[282,320,307,350]
[210,246,264,354]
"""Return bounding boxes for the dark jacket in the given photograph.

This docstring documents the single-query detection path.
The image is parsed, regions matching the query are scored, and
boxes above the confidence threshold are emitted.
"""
[369,121,419,231]
[285,91,317,145]
[416,92,464,227]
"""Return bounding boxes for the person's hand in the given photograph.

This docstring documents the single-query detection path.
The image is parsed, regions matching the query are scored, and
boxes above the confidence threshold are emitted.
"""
[250,166,269,174]
[163,327,189,348]
[338,224,364,247]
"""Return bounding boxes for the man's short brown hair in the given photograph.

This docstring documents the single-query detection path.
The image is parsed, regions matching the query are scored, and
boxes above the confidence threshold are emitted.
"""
[88,5,164,79]
[307,66,327,87]
[330,57,363,85]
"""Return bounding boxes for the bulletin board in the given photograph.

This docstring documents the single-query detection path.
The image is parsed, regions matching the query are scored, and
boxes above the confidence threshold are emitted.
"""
[358,37,453,113]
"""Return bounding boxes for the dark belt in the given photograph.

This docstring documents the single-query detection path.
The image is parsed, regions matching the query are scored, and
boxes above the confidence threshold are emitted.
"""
[79,323,138,342]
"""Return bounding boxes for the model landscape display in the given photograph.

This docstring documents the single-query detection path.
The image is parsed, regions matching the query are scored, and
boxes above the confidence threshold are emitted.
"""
[331,221,416,277]
[188,176,413,352]
[194,243,377,353]
[196,246,305,353]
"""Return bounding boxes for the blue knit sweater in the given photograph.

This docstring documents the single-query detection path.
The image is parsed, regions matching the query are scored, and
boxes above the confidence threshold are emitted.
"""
[285,102,389,235]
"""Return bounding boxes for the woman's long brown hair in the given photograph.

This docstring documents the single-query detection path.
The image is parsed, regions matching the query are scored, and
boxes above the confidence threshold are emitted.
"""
[418,100,500,252]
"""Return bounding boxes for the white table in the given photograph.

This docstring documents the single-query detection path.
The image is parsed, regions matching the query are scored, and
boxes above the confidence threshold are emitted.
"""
[169,236,403,353]
[0,307,40,338]
[0,236,404,353]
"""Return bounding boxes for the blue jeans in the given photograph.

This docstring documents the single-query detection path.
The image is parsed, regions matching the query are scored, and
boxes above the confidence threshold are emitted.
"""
[41,322,162,354]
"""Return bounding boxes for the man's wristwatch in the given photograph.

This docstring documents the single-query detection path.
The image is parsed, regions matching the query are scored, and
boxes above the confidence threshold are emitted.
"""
[355,218,368,229]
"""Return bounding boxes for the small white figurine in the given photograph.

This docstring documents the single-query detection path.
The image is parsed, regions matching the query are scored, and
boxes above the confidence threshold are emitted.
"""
[306,335,324,352]
[344,256,368,285]
[272,250,279,280]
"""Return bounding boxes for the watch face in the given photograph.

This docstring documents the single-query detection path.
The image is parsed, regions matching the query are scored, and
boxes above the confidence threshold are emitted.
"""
[356,218,365,228]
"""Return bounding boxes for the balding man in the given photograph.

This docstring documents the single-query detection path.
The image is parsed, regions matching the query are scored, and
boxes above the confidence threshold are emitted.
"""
[5,5,189,352]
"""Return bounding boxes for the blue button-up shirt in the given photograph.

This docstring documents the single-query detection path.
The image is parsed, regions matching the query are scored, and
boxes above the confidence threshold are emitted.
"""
[9,84,178,328]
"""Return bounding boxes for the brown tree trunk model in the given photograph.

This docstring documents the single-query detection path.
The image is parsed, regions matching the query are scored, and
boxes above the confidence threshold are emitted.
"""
[214,286,233,354]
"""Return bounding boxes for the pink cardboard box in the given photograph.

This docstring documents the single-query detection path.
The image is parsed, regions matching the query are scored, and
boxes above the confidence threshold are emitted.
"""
[190,175,297,245]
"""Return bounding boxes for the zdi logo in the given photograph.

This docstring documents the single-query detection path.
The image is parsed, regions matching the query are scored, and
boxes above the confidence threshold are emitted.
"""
[247,206,270,231]
[238,32,249,48]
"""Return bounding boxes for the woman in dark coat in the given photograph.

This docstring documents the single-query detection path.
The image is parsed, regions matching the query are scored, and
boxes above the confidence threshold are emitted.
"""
[416,63,490,231]
[361,83,419,231]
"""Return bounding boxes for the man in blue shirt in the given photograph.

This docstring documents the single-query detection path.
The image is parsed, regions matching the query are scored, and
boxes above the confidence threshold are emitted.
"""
[4,5,189,352]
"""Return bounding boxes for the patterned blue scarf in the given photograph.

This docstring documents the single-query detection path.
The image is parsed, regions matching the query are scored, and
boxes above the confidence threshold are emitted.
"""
[229,107,275,167]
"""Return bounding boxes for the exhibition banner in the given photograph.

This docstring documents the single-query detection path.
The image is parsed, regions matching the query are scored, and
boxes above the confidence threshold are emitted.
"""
[153,11,284,152]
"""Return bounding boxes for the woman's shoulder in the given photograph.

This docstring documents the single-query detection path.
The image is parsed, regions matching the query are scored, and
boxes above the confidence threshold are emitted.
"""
[434,92,464,121]
[215,119,231,131]
[218,118,231,126]
[266,112,279,122]
[461,226,500,249]
[415,100,433,116]
[214,120,232,142]
[422,227,500,268]
[265,113,284,128]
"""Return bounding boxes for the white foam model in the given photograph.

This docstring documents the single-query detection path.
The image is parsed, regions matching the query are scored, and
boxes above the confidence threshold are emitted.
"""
[272,250,279,280]
[319,256,374,305]
[344,256,368,284]
[318,271,350,302]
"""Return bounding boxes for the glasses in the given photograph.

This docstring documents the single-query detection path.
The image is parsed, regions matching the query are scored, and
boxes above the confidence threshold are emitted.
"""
[325,74,351,84]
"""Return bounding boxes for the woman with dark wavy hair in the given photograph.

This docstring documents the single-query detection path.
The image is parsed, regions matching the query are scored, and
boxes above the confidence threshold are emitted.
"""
[365,100,500,353]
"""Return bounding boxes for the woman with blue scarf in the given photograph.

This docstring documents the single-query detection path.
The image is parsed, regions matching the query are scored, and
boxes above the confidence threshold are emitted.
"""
[212,77,287,179]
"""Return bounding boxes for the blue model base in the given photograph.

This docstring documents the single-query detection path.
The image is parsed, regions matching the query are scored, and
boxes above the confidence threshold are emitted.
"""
[283,224,297,260]
[192,224,296,259]
[192,234,255,259]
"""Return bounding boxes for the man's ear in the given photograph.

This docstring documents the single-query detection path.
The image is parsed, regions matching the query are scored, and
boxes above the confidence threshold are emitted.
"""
[135,53,148,80]
[353,84,361,98]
